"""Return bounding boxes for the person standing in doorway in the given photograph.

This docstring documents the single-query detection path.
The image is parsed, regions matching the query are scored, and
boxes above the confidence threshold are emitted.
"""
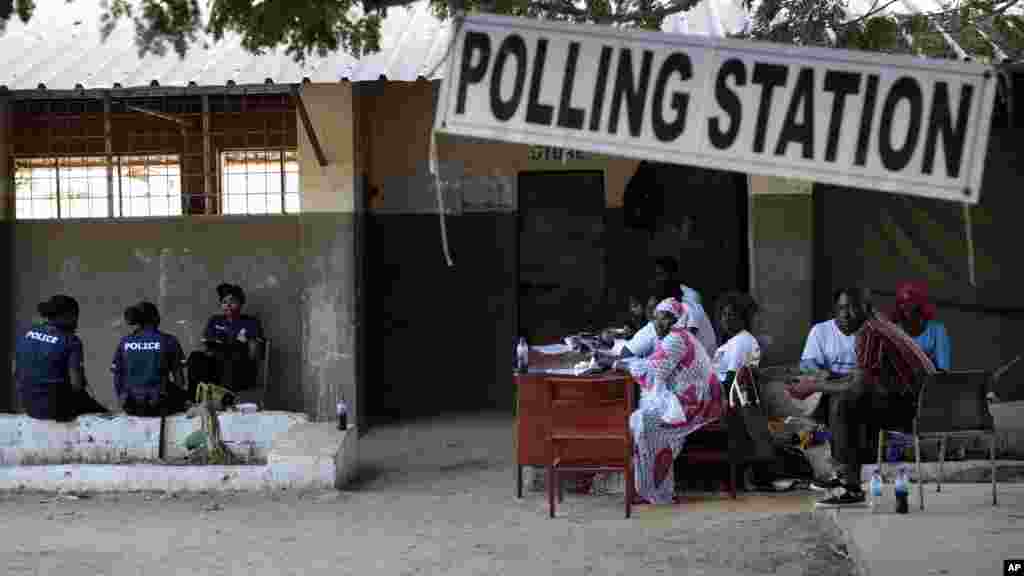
[652,256,717,355]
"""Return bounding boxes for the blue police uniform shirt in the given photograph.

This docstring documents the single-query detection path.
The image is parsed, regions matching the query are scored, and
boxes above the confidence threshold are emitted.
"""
[15,322,84,420]
[112,328,184,404]
[203,314,263,344]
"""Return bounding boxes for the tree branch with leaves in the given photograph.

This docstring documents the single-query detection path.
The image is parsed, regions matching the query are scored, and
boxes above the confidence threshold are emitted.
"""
[2,0,1022,62]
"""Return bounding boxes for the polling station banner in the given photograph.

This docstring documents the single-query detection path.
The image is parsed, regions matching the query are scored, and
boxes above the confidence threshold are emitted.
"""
[433,14,998,204]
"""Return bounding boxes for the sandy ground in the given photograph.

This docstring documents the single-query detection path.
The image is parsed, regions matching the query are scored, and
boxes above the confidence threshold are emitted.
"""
[0,412,856,576]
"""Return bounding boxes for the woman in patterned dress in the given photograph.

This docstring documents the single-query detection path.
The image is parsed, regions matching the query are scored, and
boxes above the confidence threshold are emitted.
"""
[616,298,725,504]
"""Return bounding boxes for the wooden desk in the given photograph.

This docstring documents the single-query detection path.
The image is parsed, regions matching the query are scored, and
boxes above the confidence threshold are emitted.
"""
[514,347,631,498]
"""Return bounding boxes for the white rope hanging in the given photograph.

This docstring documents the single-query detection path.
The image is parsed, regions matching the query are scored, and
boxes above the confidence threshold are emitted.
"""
[426,13,465,268]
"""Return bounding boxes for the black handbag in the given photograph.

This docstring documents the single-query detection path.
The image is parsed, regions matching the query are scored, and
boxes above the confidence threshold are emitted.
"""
[726,365,777,463]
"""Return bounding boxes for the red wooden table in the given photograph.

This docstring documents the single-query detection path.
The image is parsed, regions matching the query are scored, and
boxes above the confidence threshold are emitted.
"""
[514,346,634,498]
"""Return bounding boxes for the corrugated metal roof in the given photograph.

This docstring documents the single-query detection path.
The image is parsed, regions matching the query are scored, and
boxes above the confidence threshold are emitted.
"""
[0,0,454,90]
[2,0,981,92]
[0,0,754,91]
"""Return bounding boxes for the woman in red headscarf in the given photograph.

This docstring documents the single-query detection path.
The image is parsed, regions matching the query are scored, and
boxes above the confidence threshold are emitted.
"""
[888,281,950,371]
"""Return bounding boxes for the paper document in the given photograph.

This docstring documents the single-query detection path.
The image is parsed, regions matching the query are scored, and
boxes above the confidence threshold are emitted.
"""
[611,339,628,356]
[532,343,573,355]
[537,368,578,376]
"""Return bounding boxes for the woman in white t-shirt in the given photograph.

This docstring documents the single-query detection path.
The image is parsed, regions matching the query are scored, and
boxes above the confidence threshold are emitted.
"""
[711,292,762,388]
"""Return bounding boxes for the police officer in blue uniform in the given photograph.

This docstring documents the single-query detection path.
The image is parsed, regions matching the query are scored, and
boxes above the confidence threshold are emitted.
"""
[187,283,264,398]
[15,295,108,421]
[112,302,189,417]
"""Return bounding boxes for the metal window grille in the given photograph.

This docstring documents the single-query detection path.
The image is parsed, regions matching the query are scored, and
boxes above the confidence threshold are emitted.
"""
[220,149,300,215]
[117,154,183,217]
[13,155,182,220]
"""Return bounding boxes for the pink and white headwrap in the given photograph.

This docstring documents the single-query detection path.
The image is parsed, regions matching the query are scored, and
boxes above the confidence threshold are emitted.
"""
[654,298,685,318]
[654,298,691,329]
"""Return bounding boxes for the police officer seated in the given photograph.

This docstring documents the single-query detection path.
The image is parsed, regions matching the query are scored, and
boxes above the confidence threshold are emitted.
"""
[112,302,190,417]
[15,295,109,422]
[187,283,265,399]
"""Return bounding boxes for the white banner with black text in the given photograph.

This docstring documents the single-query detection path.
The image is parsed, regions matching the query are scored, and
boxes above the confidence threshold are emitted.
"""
[434,14,997,204]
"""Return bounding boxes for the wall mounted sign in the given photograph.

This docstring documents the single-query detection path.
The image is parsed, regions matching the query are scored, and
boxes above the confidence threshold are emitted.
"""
[434,14,996,204]
[527,146,591,161]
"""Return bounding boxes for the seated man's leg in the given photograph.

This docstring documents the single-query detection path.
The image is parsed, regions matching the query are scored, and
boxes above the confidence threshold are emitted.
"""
[828,391,865,489]
[816,388,871,506]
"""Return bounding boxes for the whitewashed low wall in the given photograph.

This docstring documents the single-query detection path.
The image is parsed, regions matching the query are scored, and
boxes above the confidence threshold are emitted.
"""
[0,423,358,493]
[0,412,308,465]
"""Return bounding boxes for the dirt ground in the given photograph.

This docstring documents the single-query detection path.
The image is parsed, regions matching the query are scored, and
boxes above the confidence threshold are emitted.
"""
[0,412,856,576]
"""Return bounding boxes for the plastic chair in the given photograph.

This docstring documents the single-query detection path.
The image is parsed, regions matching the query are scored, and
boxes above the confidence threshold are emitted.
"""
[185,338,271,408]
[236,338,271,408]
[545,374,635,518]
[877,369,999,509]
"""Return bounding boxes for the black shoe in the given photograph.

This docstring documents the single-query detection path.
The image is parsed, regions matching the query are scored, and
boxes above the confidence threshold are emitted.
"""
[811,476,843,491]
[815,488,867,508]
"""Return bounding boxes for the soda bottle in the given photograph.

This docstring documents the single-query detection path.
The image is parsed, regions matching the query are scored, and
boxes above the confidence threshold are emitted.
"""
[336,398,348,431]
[894,467,909,514]
[516,337,529,373]
[869,468,883,514]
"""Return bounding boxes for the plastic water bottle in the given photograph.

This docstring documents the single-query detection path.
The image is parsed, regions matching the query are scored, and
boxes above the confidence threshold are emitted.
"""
[336,399,348,431]
[516,337,529,373]
[869,469,883,514]
[894,467,909,514]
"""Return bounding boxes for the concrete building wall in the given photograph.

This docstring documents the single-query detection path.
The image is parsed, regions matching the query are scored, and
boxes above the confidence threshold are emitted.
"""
[9,217,306,412]
[1,94,12,411]
[814,124,1024,400]
[355,82,747,423]
[3,83,359,423]
[749,176,815,365]
[0,93,9,217]
[295,82,359,424]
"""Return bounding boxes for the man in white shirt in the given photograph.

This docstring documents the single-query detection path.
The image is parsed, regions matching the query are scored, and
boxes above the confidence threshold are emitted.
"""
[603,296,660,361]
[800,290,860,376]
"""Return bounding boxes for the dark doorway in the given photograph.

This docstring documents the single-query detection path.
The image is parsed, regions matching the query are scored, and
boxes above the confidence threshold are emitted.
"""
[517,171,606,343]
[616,162,750,305]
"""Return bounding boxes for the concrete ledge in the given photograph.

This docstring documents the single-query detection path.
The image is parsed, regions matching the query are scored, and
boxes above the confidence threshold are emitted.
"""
[0,423,358,493]
[267,423,359,490]
[0,411,308,465]
[814,484,1024,576]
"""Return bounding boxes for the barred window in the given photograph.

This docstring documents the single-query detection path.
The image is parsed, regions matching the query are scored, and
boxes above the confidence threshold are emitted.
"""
[13,155,182,220]
[14,158,59,220]
[117,155,183,217]
[221,149,300,215]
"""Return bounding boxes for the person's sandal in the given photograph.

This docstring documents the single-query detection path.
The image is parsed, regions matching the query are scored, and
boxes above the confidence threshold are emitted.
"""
[811,475,844,491]
[814,487,867,508]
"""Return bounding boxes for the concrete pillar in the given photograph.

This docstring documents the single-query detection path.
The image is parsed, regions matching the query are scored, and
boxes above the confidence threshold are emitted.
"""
[749,175,814,365]
[0,93,12,411]
[295,83,359,423]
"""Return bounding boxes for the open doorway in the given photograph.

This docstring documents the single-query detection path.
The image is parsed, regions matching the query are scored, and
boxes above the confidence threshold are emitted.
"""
[517,170,606,344]
[617,162,750,305]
